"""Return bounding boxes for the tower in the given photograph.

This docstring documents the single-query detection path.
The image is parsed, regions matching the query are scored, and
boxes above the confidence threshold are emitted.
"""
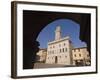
[55,26,61,40]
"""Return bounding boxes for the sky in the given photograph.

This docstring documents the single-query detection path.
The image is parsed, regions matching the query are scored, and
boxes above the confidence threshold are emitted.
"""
[37,19,87,49]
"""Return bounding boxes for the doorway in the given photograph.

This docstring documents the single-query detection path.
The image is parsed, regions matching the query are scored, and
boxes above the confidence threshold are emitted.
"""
[55,56,58,63]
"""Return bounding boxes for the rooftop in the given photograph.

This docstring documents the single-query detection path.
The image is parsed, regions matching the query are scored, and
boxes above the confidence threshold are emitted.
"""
[48,36,70,45]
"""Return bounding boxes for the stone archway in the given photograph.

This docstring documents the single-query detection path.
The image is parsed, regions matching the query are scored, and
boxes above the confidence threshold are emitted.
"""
[23,10,90,69]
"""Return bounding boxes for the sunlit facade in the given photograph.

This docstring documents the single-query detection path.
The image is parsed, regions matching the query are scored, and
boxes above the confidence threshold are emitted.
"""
[36,26,90,66]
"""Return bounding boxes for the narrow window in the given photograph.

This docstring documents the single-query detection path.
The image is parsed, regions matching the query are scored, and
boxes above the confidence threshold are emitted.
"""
[79,54,81,57]
[60,49,61,53]
[63,48,64,52]
[74,54,76,57]
[66,48,67,52]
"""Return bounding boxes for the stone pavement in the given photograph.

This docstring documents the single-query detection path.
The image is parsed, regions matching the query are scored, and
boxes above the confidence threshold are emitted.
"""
[33,63,74,69]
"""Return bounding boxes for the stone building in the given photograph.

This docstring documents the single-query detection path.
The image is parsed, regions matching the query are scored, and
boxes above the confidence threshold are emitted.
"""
[72,47,90,66]
[36,26,90,66]
[45,26,73,65]
[36,49,47,63]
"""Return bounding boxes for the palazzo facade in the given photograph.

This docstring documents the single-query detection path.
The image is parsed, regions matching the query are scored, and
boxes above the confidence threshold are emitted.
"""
[36,26,90,66]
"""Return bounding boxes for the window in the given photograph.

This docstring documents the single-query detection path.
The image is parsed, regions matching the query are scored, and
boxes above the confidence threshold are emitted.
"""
[65,48,67,52]
[60,49,61,53]
[74,54,76,57]
[64,43,66,46]
[63,48,64,52]
[79,54,81,57]
[65,56,67,58]
[87,54,89,57]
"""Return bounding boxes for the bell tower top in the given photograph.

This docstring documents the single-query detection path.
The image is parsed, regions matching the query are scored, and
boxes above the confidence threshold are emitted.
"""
[55,26,61,40]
